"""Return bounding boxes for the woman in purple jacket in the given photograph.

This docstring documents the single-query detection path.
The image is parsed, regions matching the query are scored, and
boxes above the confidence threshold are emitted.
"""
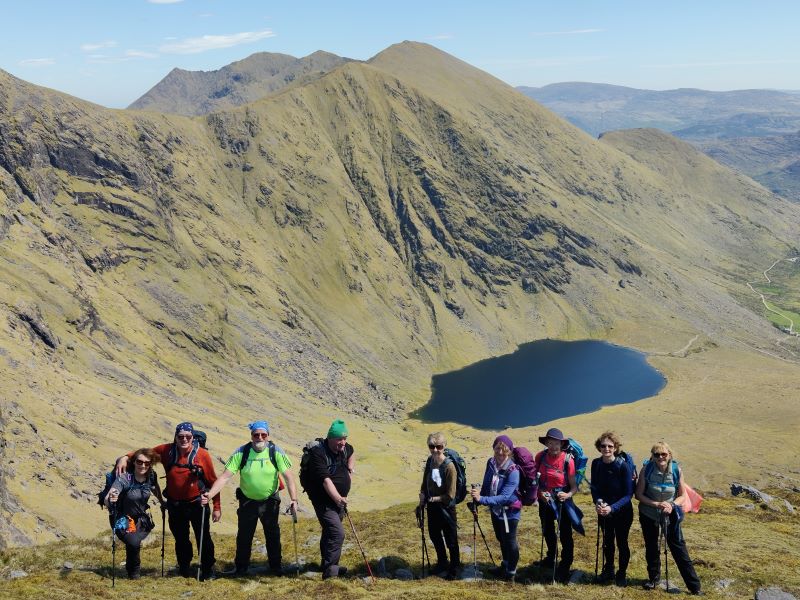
[470,434,521,581]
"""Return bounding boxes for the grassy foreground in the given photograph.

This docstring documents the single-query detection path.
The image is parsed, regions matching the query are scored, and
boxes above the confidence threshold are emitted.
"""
[1,489,798,599]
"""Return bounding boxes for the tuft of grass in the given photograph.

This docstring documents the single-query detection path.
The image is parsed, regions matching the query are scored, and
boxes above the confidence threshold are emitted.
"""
[1,489,798,599]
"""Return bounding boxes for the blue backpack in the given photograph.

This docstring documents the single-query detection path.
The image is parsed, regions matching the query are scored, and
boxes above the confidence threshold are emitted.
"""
[564,438,588,488]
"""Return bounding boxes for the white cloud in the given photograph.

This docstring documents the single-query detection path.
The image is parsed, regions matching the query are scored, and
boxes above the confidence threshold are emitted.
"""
[159,29,276,54]
[19,58,55,67]
[125,49,159,59]
[531,28,603,37]
[81,40,117,52]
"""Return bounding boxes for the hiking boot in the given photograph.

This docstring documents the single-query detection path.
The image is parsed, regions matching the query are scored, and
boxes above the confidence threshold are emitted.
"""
[200,567,216,582]
[614,571,627,587]
[178,565,193,578]
[488,565,505,577]
[533,557,555,569]
[596,567,614,583]
[689,590,704,596]
[127,569,141,580]
[500,570,516,582]
[555,565,572,584]
[643,578,660,590]
[430,562,449,576]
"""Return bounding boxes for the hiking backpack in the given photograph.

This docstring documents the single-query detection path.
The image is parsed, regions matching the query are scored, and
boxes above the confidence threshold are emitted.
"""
[564,437,588,488]
[617,450,638,485]
[511,446,539,506]
[298,438,350,494]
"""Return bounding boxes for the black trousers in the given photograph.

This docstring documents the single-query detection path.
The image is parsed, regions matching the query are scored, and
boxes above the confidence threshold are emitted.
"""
[312,501,345,578]
[167,500,215,572]
[116,528,150,575]
[600,502,633,575]
[235,495,281,571]
[490,514,519,573]
[426,503,460,568]
[640,513,701,593]
[539,500,573,570]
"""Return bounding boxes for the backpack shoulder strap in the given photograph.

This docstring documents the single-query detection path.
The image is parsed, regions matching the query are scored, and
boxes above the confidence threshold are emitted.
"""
[268,441,279,470]
[240,442,253,470]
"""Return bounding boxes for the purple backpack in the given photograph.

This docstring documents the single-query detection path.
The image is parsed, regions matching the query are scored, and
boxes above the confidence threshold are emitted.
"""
[512,446,539,506]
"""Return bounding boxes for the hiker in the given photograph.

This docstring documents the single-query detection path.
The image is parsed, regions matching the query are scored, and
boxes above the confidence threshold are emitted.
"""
[470,434,521,581]
[590,431,634,587]
[200,420,298,576]
[105,448,163,579]
[534,427,578,583]
[115,422,221,580]
[302,419,354,579]
[635,442,702,595]
[418,432,460,579]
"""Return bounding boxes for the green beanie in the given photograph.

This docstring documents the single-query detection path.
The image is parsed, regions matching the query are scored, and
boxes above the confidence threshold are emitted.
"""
[327,419,349,439]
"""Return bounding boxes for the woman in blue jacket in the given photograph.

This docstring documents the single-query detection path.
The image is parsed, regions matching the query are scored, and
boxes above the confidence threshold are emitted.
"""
[469,434,521,581]
[590,431,634,587]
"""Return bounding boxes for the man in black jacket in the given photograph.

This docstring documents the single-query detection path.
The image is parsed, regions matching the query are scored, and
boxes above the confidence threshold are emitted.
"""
[303,419,354,579]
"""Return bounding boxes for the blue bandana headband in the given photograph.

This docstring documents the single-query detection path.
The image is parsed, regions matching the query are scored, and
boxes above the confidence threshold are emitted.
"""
[249,420,269,433]
[175,422,194,434]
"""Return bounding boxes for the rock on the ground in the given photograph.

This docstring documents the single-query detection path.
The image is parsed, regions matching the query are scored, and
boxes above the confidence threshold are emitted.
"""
[394,568,414,580]
[755,587,798,600]
[8,570,28,579]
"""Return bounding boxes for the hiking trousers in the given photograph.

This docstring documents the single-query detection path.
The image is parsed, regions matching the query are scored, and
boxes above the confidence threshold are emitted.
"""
[116,528,150,576]
[167,500,215,573]
[639,513,701,593]
[427,503,460,570]
[312,501,345,578]
[602,502,633,575]
[539,500,573,571]
[235,494,281,572]
[491,514,520,574]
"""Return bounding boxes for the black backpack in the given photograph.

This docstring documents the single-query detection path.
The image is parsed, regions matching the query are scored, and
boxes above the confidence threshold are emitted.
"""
[298,438,349,494]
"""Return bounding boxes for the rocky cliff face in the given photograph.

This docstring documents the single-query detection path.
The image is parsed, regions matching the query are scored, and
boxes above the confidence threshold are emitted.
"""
[1,43,799,543]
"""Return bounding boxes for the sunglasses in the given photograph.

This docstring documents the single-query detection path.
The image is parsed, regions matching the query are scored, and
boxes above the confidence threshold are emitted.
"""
[135,459,151,467]
[653,452,669,458]
[428,444,444,450]
[251,432,268,440]
[176,434,193,441]
[599,444,615,449]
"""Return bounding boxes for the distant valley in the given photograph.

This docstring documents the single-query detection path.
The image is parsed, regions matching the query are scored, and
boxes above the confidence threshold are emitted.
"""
[519,82,800,201]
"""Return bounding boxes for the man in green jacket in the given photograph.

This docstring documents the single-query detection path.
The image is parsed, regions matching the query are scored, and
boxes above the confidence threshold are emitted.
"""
[202,420,298,576]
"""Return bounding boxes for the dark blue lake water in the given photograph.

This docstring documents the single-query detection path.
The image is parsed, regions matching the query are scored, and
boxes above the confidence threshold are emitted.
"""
[410,339,665,430]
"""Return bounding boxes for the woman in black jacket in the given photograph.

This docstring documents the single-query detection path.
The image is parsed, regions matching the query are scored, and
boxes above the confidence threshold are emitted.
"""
[106,448,163,579]
[590,431,634,587]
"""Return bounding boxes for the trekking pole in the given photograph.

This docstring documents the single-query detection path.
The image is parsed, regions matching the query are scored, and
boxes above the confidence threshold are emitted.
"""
[161,504,166,577]
[111,510,117,588]
[552,498,562,583]
[470,499,496,566]
[291,504,300,576]
[344,507,376,583]
[663,512,670,592]
[197,503,206,581]
[422,505,431,573]
[415,504,429,577]
[594,508,601,580]
[470,501,478,574]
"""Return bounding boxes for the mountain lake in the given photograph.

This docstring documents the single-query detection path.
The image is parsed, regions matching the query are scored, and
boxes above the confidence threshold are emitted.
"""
[410,339,666,430]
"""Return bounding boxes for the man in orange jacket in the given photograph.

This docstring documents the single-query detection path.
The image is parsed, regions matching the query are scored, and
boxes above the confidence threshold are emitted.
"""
[116,422,221,579]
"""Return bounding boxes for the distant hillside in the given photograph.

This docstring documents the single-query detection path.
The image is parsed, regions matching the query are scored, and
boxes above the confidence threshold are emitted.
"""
[519,82,800,137]
[128,50,351,115]
[2,43,800,547]
[520,82,800,201]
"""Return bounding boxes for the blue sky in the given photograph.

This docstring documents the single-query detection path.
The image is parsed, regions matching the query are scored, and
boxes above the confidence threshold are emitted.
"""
[3,0,800,108]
